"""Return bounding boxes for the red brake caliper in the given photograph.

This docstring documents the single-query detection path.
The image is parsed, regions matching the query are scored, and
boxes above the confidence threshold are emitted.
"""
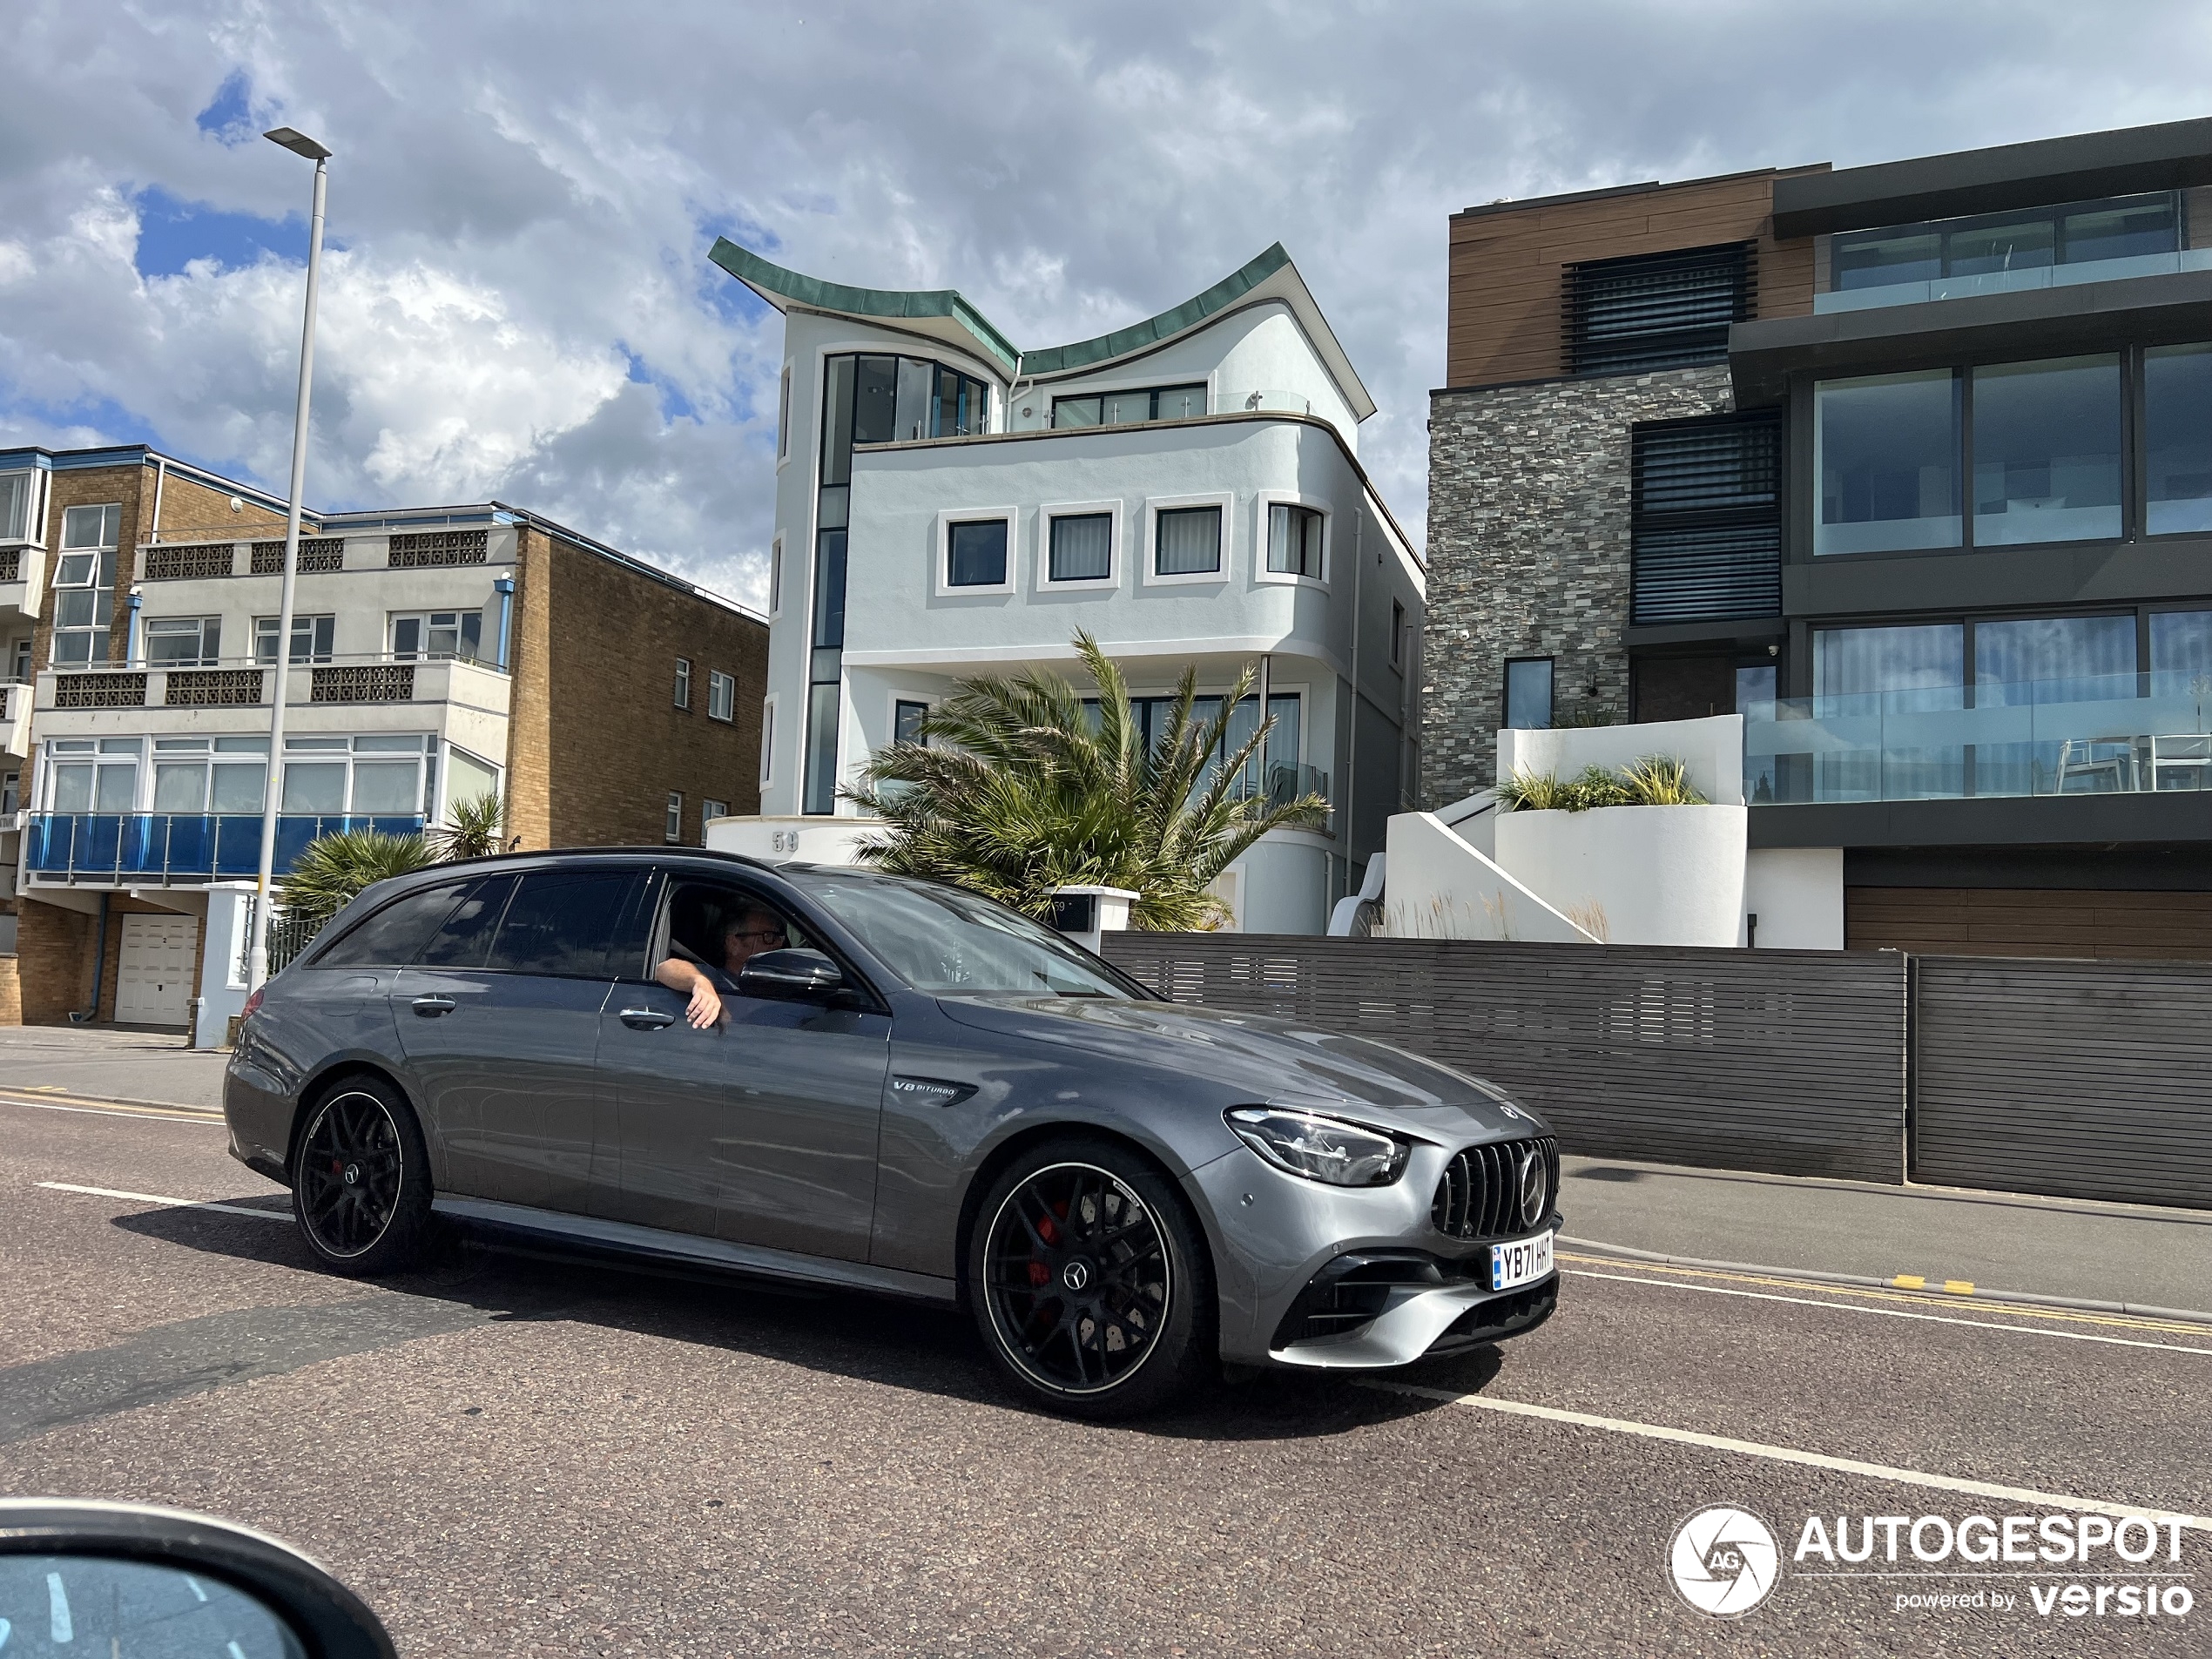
[1028,1202,1067,1287]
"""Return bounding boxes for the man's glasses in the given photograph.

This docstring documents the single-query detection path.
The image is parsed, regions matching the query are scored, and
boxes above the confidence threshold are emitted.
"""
[728,927,786,945]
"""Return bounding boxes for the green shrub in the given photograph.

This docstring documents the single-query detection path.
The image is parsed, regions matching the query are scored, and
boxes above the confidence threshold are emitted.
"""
[1618,754,1707,806]
[1496,755,1705,813]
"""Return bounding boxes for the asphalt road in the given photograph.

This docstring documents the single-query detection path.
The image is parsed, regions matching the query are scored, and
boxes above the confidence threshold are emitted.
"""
[3,1088,2208,1656]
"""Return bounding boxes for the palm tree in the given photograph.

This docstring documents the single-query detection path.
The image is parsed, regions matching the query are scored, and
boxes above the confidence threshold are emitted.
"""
[845,631,1326,930]
[428,792,505,861]
[279,828,433,934]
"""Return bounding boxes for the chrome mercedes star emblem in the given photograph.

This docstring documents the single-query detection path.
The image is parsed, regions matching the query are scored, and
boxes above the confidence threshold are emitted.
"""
[1518,1150,1544,1228]
[1062,1260,1092,1292]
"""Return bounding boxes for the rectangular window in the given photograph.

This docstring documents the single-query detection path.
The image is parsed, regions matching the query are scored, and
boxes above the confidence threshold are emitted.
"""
[10,635,30,680]
[145,616,221,667]
[488,869,639,978]
[1631,412,1782,621]
[672,658,691,709]
[664,791,683,843]
[255,614,336,664]
[51,503,121,666]
[2144,344,2212,535]
[803,683,840,814]
[1155,506,1223,576]
[1051,383,1209,428]
[1814,370,1961,555]
[1564,243,1751,375]
[702,799,726,840]
[1971,355,2122,546]
[947,518,1009,587]
[759,696,777,786]
[1391,599,1406,667]
[708,669,735,722]
[1266,503,1324,578]
[0,471,33,541]
[894,698,928,746]
[1048,513,1112,582]
[768,535,784,615]
[1503,659,1553,731]
[1812,624,1966,800]
[812,530,847,649]
[1831,193,2179,294]
[777,366,792,462]
[278,733,426,817]
[389,610,482,661]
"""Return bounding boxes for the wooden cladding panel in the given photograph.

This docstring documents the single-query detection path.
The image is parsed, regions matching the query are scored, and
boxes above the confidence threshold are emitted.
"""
[1848,887,2212,961]
[1446,168,1823,389]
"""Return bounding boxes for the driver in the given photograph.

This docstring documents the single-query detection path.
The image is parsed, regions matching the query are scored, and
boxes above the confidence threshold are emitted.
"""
[655,902,789,1028]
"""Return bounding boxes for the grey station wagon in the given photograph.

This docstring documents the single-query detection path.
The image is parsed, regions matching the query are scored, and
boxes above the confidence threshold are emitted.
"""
[225,851,1561,1416]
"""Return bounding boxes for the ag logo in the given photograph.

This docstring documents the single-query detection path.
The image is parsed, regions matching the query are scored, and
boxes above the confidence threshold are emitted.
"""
[1668,1505,1779,1617]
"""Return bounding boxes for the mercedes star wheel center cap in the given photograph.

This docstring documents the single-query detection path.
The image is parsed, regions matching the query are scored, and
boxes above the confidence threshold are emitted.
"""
[342,1164,361,1186]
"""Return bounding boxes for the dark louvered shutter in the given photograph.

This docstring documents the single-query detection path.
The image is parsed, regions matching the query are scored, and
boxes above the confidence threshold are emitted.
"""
[1564,243,1753,376]
[1630,414,1781,624]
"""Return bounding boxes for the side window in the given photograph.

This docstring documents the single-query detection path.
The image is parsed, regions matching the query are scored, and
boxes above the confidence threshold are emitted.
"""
[314,880,472,968]
[416,875,517,968]
[659,880,813,987]
[486,869,641,979]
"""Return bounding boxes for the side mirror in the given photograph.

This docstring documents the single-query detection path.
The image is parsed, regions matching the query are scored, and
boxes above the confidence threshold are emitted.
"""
[738,946,843,1001]
[0,1499,395,1656]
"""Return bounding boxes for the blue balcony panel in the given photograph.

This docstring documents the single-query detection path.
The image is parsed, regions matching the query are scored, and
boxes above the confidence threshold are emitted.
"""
[25,814,428,885]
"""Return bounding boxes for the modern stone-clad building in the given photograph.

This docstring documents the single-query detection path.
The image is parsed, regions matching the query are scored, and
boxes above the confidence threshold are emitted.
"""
[1426,117,2212,959]
[0,443,765,1035]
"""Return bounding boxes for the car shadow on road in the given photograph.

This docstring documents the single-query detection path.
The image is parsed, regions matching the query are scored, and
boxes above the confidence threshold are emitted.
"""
[109,1204,1513,1442]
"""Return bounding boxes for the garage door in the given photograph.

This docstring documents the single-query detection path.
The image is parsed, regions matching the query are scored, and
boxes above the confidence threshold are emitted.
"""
[116,914,199,1026]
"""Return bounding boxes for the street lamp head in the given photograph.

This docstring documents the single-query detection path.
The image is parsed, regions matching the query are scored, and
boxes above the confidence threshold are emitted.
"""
[264,127,331,162]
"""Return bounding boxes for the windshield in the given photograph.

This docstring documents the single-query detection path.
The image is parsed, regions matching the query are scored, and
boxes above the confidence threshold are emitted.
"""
[786,872,1136,999]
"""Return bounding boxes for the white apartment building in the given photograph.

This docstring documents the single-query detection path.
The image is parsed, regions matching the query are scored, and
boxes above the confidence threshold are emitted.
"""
[711,240,1425,933]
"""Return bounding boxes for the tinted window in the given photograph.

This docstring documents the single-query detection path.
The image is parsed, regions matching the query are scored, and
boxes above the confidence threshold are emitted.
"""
[786,872,1132,998]
[417,875,517,968]
[315,880,470,968]
[487,870,639,978]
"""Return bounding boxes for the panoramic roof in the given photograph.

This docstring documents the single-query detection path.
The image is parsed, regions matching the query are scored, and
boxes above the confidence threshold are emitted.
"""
[709,239,1375,420]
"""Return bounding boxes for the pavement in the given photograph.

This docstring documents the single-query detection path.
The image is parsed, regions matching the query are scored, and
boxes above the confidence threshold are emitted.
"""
[0,1023,230,1110]
[2,1072,2209,1654]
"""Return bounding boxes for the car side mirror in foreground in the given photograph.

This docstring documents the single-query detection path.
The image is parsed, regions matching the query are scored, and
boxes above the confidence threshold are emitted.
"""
[738,947,844,1001]
[0,1499,395,1657]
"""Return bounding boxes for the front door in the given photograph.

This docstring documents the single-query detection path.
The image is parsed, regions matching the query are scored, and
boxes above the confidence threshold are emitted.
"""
[116,913,198,1025]
[596,877,890,1262]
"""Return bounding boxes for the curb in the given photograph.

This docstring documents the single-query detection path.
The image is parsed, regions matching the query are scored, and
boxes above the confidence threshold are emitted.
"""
[1556,1235,2212,1331]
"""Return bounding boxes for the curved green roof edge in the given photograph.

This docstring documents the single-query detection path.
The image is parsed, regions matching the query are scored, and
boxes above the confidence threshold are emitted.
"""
[709,239,1022,374]
[1020,243,1292,377]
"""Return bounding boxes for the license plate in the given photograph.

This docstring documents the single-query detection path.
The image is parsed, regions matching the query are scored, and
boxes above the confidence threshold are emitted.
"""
[1490,1230,1554,1291]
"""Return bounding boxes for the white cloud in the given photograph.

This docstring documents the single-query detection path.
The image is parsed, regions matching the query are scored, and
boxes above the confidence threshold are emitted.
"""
[3,0,2211,617]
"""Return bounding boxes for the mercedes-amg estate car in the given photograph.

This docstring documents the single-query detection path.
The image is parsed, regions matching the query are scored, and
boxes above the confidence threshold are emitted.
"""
[225,851,1561,1416]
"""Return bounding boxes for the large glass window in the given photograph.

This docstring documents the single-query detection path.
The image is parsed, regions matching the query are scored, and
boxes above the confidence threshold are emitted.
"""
[389,610,482,661]
[2144,344,2212,535]
[1051,383,1208,428]
[1812,624,1966,799]
[147,736,268,814]
[44,737,139,813]
[1971,356,2122,546]
[947,519,1008,587]
[1154,506,1222,576]
[1267,504,1324,578]
[145,616,222,667]
[0,471,34,541]
[1048,513,1111,582]
[1814,371,1960,554]
[255,614,336,664]
[51,503,121,666]
[1503,658,1553,731]
[1972,615,2138,794]
[1831,193,2179,293]
[280,734,428,816]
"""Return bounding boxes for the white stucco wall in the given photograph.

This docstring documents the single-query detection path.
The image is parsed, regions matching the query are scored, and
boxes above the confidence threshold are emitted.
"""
[1492,804,1748,948]
[1497,713,1744,806]
[1745,846,1845,949]
[1380,811,1593,942]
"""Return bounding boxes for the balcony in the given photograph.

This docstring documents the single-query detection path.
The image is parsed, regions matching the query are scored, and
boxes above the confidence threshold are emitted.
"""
[1746,672,2212,805]
[1814,247,2212,314]
[25,813,427,887]
[0,544,44,618]
[37,655,511,716]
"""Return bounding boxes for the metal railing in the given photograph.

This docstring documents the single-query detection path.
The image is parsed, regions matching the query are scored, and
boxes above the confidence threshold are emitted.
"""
[25,813,426,886]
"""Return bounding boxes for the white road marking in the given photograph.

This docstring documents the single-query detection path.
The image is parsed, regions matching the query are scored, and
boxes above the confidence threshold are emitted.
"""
[1567,1268,2212,1359]
[37,1181,289,1223]
[0,1095,219,1124]
[1365,1381,2212,1533]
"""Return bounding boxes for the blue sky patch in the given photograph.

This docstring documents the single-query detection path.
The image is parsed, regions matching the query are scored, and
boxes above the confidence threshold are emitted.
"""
[132,185,310,278]
[194,69,258,145]
[623,349,700,421]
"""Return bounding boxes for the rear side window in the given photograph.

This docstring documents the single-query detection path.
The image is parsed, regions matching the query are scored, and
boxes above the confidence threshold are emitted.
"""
[487,869,642,979]
[314,880,471,968]
[416,875,517,968]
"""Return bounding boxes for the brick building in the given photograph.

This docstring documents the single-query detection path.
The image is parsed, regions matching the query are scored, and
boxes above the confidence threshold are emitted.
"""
[1,444,765,1035]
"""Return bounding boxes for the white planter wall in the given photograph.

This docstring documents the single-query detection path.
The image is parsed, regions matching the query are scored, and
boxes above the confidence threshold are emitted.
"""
[1493,804,1747,947]
[1498,713,1743,806]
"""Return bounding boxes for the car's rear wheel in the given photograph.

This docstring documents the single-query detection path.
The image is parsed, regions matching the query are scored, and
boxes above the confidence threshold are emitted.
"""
[969,1138,1214,1420]
[291,1075,434,1275]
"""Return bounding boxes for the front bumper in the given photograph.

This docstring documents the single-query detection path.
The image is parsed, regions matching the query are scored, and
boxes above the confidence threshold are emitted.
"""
[1265,1249,1559,1368]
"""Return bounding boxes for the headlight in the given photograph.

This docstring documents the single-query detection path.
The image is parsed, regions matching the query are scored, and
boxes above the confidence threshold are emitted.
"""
[1226,1107,1408,1187]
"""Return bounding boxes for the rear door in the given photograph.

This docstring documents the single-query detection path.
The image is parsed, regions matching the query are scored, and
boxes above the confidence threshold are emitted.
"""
[595,873,892,1262]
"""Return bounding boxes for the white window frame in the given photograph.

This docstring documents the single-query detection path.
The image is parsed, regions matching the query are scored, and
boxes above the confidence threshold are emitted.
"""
[759,692,779,787]
[673,657,692,710]
[664,790,684,843]
[0,469,47,547]
[1254,491,1332,589]
[702,799,727,840]
[934,506,1020,597]
[388,610,482,663]
[254,613,337,665]
[1034,500,1121,590]
[708,669,736,723]
[143,614,224,667]
[1142,491,1236,587]
[768,534,784,618]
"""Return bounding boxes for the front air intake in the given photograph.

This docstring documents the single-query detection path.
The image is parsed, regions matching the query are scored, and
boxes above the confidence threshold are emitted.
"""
[1431,1136,1559,1240]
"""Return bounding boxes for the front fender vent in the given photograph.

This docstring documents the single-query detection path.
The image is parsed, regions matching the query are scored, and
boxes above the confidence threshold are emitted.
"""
[1432,1136,1559,1240]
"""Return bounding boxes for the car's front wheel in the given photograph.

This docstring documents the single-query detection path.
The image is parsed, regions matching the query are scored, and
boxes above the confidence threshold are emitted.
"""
[291,1074,435,1275]
[968,1138,1215,1420]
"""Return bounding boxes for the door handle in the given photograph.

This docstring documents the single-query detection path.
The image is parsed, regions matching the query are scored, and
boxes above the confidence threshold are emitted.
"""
[619,1007,678,1030]
[410,995,457,1017]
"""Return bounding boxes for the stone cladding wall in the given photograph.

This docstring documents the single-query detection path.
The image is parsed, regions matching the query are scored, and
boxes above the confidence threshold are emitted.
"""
[1420,365,1734,805]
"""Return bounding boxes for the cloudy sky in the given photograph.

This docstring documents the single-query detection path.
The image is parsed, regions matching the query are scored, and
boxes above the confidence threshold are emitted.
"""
[3,3,2207,610]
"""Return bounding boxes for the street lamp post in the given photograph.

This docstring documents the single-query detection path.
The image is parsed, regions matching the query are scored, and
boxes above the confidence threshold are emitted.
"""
[246,125,332,991]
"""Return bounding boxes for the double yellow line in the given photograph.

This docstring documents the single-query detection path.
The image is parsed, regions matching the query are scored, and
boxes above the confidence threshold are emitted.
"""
[0,1086,223,1125]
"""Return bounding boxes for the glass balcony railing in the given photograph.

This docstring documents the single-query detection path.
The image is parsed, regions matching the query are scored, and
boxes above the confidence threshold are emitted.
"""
[1745,671,2212,805]
[26,813,428,885]
[1813,247,2212,314]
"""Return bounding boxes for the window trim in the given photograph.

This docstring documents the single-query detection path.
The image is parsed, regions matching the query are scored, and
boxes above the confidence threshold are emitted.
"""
[387,609,484,664]
[776,362,793,467]
[1035,500,1120,590]
[254,612,338,665]
[1143,493,1235,586]
[1254,492,1331,589]
[934,506,1020,597]
[664,790,684,843]
[143,614,224,668]
[707,668,736,723]
[672,657,692,711]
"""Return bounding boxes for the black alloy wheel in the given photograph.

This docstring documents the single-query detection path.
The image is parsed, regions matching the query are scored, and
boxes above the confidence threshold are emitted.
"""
[971,1141,1214,1418]
[292,1076,434,1275]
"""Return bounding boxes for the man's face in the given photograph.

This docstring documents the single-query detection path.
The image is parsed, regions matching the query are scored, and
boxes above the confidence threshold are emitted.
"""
[722,910,786,972]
